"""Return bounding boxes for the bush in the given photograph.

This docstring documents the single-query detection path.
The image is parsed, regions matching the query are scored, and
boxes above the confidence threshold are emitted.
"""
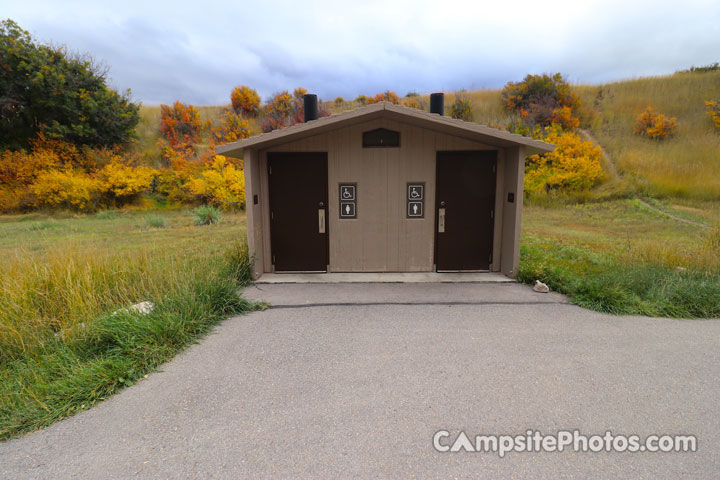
[334,97,344,105]
[99,162,156,205]
[159,101,203,151]
[0,20,139,149]
[525,127,604,194]
[634,106,678,140]
[705,100,720,130]
[185,156,245,209]
[450,93,473,121]
[146,215,166,228]
[230,85,260,117]
[366,91,400,104]
[30,169,102,211]
[212,110,250,144]
[262,90,330,133]
[193,205,221,225]
[96,210,118,220]
[502,73,580,131]
[355,95,368,105]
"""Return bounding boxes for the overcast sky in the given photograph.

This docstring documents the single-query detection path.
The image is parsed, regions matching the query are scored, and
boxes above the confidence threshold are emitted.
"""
[5,0,719,105]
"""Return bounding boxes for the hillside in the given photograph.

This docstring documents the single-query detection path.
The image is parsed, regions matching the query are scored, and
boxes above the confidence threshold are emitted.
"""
[136,70,719,200]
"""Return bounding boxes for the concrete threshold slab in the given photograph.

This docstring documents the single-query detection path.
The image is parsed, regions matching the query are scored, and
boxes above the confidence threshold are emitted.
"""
[255,272,514,284]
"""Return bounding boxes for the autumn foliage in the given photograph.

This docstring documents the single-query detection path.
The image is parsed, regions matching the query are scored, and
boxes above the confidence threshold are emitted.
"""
[634,107,678,140]
[230,85,261,117]
[525,127,604,194]
[449,94,473,121]
[502,73,581,131]
[366,91,400,104]
[261,89,329,133]
[705,100,720,129]
[160,101,203,151]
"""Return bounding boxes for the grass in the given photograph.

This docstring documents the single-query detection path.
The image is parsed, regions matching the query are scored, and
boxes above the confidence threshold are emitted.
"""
[0,210,260,440]
[145,214,166,228]
[193,205,222,225]
[574,71,720,199]
[520,199,720,318]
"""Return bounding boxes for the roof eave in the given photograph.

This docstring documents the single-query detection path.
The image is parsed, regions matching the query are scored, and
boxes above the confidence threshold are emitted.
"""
[216,102,554,157]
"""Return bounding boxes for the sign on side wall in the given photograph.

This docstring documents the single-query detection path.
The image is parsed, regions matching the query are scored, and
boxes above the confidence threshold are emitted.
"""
[407,182,424,218]
[339,183,357,219]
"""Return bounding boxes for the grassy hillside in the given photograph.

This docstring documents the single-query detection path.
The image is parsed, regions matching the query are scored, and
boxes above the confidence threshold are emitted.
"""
[137,71,719,200]
[575,71,720,199]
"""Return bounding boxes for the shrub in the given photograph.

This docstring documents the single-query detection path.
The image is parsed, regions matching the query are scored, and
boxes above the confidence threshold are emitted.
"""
[705,100,720,130]
[450,93,473,121]
[230,85,260,117]
[99,162,156,205]
[96,210,118,220]
[261,90,330,133]
[334,97,344,105]
[502,73,580,131]
[402,97,425,110]
[146,215,166,228]
[30,169,102,211]
[293,87,308,99]
[193,205,222,225]
[634,106,678,140]
[159,101,203,151]
[366,91,400,104]
[185,156,245,209]
[525,127,604,194]
[212,110,250,144]
[355,95,368,105]
[0,20,139,149]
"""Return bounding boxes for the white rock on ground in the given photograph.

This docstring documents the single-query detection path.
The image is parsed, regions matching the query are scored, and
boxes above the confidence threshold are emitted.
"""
[533,280,550,293]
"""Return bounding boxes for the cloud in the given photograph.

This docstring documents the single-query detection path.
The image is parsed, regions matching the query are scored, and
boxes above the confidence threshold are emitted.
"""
[5,0,720,105]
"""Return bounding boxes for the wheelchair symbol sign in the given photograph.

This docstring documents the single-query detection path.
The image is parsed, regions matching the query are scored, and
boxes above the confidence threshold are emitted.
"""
[408,184,423,200]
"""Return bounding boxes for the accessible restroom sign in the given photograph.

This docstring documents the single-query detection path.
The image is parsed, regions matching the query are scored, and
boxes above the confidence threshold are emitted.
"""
[407,183,424,218]
[339,183,357,219]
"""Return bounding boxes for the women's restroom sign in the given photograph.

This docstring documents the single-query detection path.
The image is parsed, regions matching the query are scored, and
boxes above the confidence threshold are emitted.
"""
[407,183,424,218]
[339,183,357,219]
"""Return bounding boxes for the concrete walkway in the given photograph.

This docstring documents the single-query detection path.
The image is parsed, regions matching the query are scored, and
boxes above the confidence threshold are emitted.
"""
[255,271,514,283]
[2,283,719,479]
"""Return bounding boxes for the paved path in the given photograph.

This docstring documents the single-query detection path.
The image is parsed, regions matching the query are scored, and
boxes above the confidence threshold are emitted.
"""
[2,283,719,479]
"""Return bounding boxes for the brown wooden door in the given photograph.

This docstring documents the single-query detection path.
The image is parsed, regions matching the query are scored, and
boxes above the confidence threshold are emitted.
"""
[268,152,328,272]
[435,151,496,271]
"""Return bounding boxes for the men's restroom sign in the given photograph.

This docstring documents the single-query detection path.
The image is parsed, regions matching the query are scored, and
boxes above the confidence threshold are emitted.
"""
[339,183,357,218]
[407,182,424,218]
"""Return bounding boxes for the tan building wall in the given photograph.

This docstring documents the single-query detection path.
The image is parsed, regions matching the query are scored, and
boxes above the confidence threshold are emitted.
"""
[243,117,524,277]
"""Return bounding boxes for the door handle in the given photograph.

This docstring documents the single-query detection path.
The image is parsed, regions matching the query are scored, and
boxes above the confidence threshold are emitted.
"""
[318,208,326,234]
[438,208,446,233]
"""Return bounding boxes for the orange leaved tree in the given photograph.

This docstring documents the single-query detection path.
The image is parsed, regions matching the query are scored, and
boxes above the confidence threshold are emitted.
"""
[230,85,261,117]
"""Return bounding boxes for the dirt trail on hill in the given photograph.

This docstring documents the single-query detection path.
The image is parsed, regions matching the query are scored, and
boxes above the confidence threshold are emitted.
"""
[578,129,708,229]
[577,128,620,179]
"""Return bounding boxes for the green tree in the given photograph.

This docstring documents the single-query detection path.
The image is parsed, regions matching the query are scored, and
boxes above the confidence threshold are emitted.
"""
[0,19,140,149]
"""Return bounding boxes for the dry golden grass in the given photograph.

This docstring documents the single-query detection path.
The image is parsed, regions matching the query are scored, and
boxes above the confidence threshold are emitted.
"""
[574,71,720,199]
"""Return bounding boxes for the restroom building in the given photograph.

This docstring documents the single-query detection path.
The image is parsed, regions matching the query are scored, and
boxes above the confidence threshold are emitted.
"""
[216,94,553,279]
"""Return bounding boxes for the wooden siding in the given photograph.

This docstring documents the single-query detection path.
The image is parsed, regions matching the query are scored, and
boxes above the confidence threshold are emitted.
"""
[258,117,503,273]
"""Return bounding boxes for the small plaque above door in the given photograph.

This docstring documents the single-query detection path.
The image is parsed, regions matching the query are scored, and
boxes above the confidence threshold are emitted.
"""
[339,183,357,218]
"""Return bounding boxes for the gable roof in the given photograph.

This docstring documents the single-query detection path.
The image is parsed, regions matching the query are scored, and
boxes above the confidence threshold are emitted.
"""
[216,101,554,157]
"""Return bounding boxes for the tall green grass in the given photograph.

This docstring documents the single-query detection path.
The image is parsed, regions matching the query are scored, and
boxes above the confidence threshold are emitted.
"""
[518,235,720,318]
[0,237,259,440]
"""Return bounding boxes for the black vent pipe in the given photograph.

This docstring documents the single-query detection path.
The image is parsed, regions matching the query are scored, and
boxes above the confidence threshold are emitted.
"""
[430,93,444,116]
[304,94,318,122]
